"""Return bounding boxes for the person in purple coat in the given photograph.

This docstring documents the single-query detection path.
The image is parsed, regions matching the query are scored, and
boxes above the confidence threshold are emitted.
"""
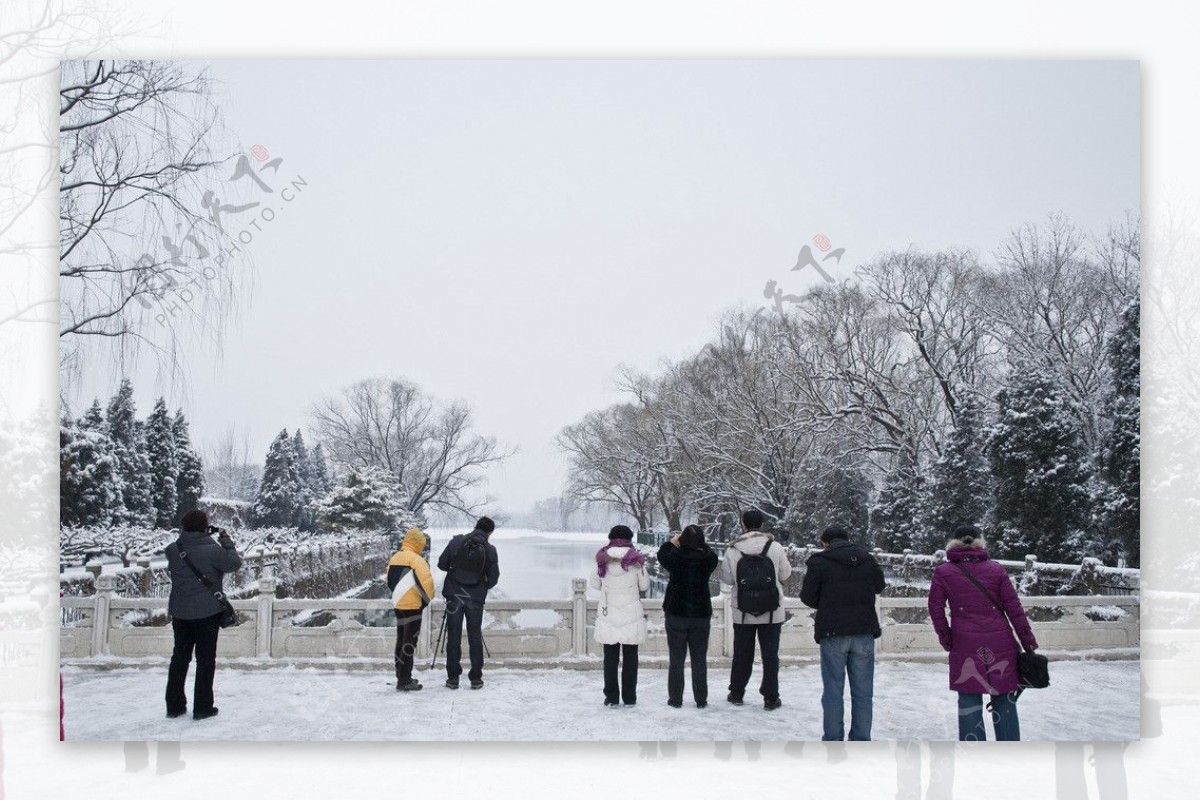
[928,524,1039,741]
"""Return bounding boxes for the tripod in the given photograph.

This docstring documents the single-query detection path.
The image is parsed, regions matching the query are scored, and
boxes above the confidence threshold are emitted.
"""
[429,603,492,667]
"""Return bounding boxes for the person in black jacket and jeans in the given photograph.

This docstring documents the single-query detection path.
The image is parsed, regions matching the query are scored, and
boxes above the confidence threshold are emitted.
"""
[800,525,886,741]
[436,516,500,689]
[658,524,719,708]
[164,509,243,720]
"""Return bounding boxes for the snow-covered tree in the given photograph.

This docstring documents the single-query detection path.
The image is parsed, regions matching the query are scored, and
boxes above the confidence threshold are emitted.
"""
[1099,299,1140,566]
[307,443,333,498]
[144,398,179,529]
[172,409,205,523]
[106,379,154,527]
[252,429,303,528]
[316,466,411,532]
[789,461,872,544]
[988,368,1091,563]
[869,453,932,553]
[930,394,994,540]
[59,417,122,528]
[291,429,314,530]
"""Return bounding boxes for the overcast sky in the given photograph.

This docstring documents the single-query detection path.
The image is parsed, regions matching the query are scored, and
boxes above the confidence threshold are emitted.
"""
[68,59,1139,513]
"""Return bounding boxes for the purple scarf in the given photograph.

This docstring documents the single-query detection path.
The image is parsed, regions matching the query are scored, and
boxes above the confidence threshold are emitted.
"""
[595,539,646,578]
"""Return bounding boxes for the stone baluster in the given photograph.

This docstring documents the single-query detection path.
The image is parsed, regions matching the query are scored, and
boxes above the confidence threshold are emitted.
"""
[91,573,117,656]
[256,576,277,657]
[571,578,587,656]
[136,557,152,596]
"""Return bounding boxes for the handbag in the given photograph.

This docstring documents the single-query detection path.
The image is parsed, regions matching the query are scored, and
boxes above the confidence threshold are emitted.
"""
[952,562,1049,697]
[173,542,239,628]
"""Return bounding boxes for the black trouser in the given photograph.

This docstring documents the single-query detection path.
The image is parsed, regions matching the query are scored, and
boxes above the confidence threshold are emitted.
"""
[665,615,710,705]
[165,612,222,715]
[603,643,639,704]
[394,610,422,683]
[445,599,485,681]
[729,621,782,701]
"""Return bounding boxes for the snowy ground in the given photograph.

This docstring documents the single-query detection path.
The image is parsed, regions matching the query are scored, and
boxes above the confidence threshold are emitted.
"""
[62,659,1139,742]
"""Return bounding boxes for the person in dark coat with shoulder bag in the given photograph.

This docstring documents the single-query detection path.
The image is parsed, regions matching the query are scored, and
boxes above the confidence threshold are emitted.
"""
[657,524,719,708]
[164,509,243,720]
[928,524,1039,741]
[801,525,886,741]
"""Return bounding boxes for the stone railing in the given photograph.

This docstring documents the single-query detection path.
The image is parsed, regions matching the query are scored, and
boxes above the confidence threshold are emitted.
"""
[60,574,1139,664]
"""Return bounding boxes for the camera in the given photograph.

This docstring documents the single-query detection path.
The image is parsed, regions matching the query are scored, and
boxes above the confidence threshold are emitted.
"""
[207,525,229,538]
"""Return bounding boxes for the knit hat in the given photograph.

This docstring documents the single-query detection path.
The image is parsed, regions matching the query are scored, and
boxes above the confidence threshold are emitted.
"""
[608,524,634,541]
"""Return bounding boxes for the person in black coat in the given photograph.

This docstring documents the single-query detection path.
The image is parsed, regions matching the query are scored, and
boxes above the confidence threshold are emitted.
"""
[164,509,242,720]
[436,516,500,689]
[800,526,886,741]
[657,524,719,708]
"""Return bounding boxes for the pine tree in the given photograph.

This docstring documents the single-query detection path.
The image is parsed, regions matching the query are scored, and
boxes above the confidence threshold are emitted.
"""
[988,368,1091,563]
[172,409,206,523]
[106,379,155,527]
[1099,299,1140,567]
[308,443,332,497]
[790,461,872,544]
[869,453,932,553]
[930,394,994,540]
[291,430,314,530]
[252,429,302,527]
[316,466,404,532]
[60,416,123,528]
[144,398,179,528]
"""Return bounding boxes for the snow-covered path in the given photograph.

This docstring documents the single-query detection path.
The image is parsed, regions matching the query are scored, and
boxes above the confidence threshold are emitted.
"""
[62,659,1138,741]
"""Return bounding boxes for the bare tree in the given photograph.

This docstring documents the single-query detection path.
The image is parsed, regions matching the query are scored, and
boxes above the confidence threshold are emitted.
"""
[558,404,660,532]
[311,377,511,515]
[203,425,259,502]
[57,60,246,380]
[980,213,1139,451]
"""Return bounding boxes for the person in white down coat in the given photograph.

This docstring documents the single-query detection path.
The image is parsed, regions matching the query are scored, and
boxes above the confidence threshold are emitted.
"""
[590,524,650,706]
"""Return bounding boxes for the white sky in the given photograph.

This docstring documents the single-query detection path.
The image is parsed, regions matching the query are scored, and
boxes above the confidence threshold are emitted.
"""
[68,59,1140,512]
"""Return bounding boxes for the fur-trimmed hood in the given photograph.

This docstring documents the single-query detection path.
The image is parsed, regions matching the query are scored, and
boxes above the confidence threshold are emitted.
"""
[946,535,987,552]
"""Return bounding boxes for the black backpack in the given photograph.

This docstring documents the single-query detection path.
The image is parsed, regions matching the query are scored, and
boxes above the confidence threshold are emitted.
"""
[736,539,780,616]
[450,534,489,585]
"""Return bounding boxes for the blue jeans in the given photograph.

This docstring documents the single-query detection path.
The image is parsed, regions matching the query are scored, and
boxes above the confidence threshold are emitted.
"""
[819,633,875,741]
[957,692,1020,741]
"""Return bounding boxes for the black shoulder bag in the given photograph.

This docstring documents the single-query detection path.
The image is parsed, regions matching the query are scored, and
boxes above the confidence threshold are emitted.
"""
[173,543,239,628]
[952,562,1049,698]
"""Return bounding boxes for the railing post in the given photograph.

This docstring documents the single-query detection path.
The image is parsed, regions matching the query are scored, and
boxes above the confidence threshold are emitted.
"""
[723,591,735,657]
[91,573,116,656]
[572,578,587,656]
[902,549,913,582]
[256,576,277,657]
[418,601,433,659]
[136,557,152,596]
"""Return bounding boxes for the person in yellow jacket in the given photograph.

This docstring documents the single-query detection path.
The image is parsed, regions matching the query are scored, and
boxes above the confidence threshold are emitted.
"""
[386,528,435,691]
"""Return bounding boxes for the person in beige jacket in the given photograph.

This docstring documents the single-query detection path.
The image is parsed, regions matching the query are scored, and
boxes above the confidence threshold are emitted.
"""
[716,509,793,709]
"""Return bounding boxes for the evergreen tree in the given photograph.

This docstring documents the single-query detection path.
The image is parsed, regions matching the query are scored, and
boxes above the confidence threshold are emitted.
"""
[291,429,314,530]
[316,466,405,532]
[930,394,994,540]
[172,409,206,523]
[790,461,872,544]
[144,398,179,528]
[1099,299,1140,567]
[252,429,302,527]
[869,452,932,553]
[106,379,155,526]
[988,368,1091,563]
[59,416,123,528]
[308,443,333,497]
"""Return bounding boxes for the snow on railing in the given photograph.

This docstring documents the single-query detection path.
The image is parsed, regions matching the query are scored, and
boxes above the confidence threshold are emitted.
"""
[60,575,1140,664]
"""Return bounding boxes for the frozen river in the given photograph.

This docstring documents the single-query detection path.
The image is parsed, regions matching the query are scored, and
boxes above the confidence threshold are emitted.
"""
[424,528,663,600]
